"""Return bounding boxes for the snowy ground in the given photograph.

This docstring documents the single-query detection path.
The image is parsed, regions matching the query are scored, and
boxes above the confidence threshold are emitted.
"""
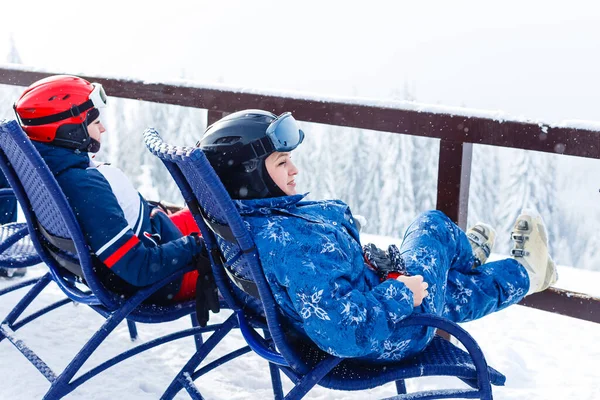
[1,240,599,399]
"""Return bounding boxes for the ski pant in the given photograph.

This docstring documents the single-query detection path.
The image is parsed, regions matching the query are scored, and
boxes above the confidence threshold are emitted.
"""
[169,209,201,301]
[363,210,530,361]
[400,210,529,324]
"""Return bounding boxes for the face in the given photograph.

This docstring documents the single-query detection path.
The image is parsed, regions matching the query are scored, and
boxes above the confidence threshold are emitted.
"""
[87,117,106,143]
[265,152,299,196]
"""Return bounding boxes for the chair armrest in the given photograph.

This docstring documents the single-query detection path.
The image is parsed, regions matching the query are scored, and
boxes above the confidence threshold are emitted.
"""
[236,311,289,366]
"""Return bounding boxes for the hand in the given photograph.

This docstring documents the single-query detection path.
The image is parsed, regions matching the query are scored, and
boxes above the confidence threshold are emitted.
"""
[397,275,429,307]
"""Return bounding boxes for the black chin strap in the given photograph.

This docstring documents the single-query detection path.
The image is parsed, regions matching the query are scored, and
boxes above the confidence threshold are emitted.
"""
[87,138,101,153]
[19,100,94,126]
[53,124,91,152]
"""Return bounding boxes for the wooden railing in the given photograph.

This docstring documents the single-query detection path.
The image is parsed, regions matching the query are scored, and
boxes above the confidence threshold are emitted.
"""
[1,65,599,324]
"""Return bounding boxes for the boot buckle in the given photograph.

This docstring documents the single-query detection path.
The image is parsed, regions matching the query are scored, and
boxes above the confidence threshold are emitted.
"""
[511,248,528,257]
[511,233,527,243]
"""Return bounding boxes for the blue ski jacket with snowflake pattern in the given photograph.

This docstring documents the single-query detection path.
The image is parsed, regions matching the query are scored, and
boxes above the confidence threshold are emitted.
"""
[234,195,529,362]
[235,194,418,360]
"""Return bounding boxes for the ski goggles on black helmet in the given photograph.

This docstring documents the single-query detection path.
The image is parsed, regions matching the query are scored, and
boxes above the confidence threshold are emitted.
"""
[220,112,304,165]
[265,112,305,152]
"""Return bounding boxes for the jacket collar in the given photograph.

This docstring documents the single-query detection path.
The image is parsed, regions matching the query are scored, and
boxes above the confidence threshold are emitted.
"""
[235,193,308,215]
[33,141,90,176]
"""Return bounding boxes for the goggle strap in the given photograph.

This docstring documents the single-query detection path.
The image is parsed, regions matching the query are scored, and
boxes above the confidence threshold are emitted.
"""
[19,99,94,126]
[225,136,274,164]
[249,136,275,158]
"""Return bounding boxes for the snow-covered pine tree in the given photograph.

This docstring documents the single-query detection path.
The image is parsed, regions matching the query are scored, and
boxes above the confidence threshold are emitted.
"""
[468,144,501,231]
[1,34,25,119]
[496,147,530,254]
[522,151,562,260]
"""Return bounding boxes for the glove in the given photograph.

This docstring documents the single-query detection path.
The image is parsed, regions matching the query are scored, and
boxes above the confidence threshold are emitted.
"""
[191,234,220,327]
[363,243,407,281]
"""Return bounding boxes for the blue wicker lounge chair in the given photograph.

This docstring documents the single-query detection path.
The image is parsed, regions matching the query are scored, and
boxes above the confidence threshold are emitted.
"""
[144,127,506,400]
[0,120,241,399]
[0,188,40,281]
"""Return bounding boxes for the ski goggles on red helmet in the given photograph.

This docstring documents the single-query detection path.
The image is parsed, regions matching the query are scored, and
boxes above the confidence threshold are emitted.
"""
[15,83,107,127]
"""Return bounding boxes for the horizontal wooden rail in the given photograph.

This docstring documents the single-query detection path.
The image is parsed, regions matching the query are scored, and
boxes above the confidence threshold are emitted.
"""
[519,287,600,324]
[1,66,598,158]
[1,65,599,324]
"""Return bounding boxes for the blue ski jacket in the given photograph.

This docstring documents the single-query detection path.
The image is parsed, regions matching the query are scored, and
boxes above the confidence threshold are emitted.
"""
[235,194,418,361]
[34,142,203,288]
[234,195,529,362]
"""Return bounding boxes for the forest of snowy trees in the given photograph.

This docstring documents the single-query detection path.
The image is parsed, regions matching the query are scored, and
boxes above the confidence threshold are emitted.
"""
[1,38,599,271]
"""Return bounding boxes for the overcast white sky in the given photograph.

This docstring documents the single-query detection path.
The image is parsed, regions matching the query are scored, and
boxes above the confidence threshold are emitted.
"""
[0,0,599,123]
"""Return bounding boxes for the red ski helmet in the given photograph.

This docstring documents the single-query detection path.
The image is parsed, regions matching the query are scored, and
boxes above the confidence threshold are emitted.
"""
[14,75,107,150]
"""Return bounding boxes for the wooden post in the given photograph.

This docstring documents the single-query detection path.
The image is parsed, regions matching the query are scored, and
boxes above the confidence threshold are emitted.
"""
[436,140,473,230]
[207,110,227,127]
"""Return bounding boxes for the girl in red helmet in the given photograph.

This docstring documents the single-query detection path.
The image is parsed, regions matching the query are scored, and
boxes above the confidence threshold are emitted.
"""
[14,75,207,304]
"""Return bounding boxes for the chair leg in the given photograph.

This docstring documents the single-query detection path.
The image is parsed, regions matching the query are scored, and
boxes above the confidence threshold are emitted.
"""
[191,313,204,352]
[269,362,284,400]
[0,276,40,297]
[126,319,138,341]
[43,293,150,399]
[395,379,407,394]
[180,372,205,400]
[262,329,284,399]
[284,356,342,400]
[161,313,237,400]
[1,273,51,345]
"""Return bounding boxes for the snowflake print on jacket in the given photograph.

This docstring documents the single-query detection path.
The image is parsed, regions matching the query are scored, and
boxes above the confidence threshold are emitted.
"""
[234,194,530,362]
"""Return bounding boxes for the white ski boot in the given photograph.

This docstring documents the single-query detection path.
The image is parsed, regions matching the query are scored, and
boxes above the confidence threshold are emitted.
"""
[510,209,558,295]
[467,222,496,268]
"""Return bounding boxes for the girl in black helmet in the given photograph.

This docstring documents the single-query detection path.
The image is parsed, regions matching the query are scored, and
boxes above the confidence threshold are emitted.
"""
[199,109,556,362]
[200,109,302,199]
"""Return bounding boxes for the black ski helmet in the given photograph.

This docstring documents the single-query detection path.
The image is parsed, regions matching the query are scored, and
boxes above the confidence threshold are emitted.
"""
[199,109,304,199]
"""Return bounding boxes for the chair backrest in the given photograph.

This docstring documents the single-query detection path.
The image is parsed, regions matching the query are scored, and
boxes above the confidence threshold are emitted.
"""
[144,128,327,373]
[0,120,119,308]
